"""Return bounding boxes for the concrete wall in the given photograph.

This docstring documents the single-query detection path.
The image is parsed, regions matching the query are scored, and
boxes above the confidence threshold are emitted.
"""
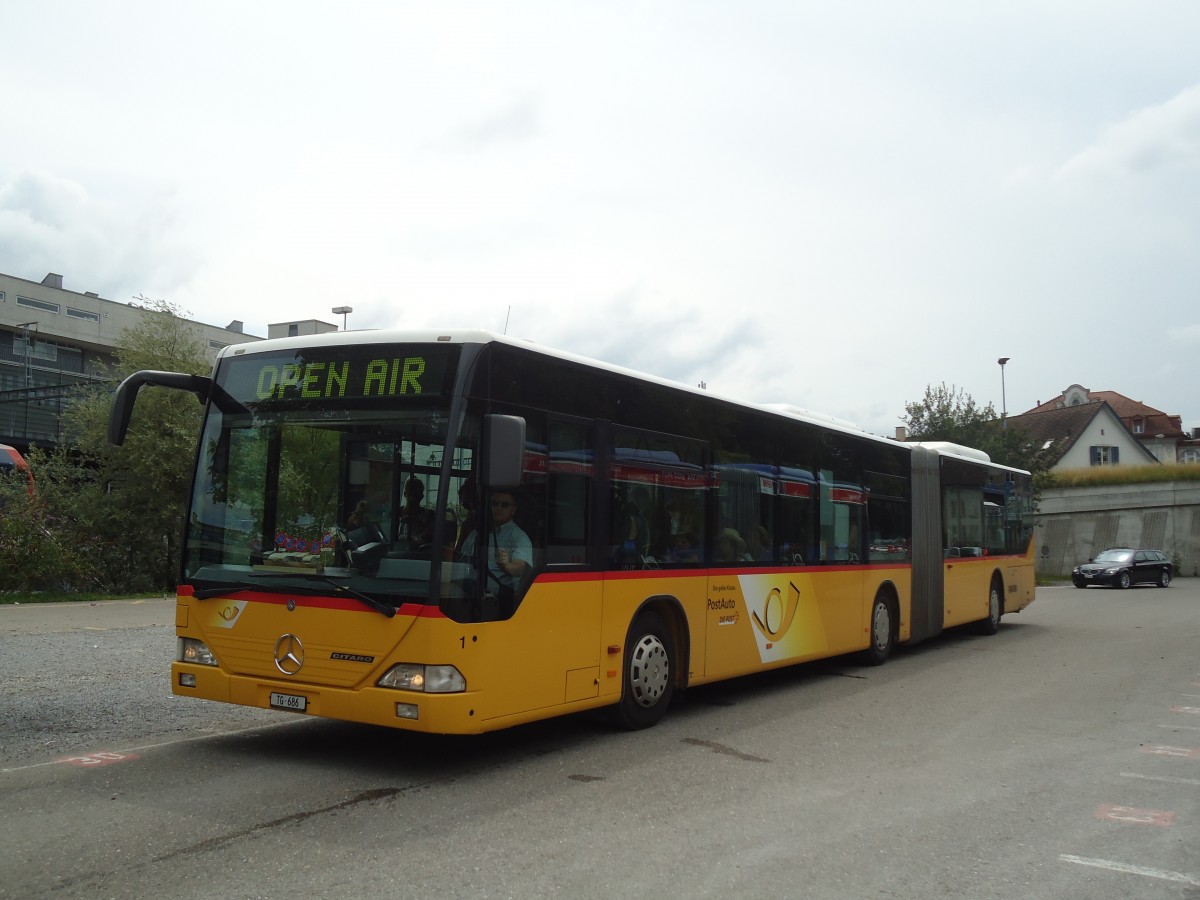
[1034,481,1200,578]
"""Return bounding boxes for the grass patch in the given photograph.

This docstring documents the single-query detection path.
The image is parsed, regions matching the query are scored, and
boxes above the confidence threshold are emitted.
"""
[0,591,168,605]
[1043,464,1200,488]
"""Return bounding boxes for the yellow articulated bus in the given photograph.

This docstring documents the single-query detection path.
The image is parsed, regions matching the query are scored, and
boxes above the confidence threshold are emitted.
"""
[108,330,1035,734]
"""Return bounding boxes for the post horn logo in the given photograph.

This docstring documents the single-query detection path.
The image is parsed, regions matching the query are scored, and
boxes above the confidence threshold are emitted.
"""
[273,633,305,675]
[752,581,801,642]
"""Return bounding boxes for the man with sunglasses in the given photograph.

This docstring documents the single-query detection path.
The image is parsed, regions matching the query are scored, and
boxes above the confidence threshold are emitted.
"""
[460,490,533,617]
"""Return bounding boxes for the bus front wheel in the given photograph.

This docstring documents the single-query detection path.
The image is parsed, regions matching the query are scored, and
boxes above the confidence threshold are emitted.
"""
[614,611,675,729]
[861,593,894,666]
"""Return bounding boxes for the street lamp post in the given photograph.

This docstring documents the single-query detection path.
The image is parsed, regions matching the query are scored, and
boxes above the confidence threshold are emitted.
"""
[997,357,1010,429]
[332,306,353,331]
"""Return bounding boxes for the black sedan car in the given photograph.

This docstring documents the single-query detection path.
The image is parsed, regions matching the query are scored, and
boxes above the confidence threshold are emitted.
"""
[1072,548,1173,589]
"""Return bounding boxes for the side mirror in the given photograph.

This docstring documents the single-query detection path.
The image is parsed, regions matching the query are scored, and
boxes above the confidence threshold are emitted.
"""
[481,414,525,489]
[109,370,211,445]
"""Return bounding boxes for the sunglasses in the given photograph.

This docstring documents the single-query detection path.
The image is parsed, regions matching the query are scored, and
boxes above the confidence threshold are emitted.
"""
[491,500,514,509]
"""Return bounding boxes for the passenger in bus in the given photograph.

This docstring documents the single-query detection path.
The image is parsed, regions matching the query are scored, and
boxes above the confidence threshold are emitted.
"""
[747,525,773,562]
[460,490,533,616]
[399,477,435,545]
[616,493,651,563]
[346,500,368,529]
[665,498,692,536]
[665,531,699,564]
[454,476,478,555]
[715,527,751,562]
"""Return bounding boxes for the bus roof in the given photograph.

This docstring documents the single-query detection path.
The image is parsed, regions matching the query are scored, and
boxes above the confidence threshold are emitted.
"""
[215,328,1020,468]
[911,441,1031,477]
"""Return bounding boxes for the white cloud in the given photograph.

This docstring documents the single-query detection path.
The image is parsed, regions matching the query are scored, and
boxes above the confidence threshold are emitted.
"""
[1056,83,1200,182]
[3,3,1200,434]
[1171,323,1200,345]
[0,169,200,303]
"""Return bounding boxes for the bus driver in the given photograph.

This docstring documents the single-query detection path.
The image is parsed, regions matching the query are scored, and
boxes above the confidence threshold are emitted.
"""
[460,490,532,616]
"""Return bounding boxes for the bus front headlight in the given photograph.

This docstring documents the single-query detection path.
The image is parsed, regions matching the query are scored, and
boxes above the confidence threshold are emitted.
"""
[178,637,218,666]
[377,664,466,693]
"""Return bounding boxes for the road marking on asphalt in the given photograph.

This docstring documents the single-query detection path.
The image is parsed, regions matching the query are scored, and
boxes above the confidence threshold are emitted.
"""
[61,751,140,767]
[1121,772,1200,787]
[0,719,297,775]
[1158,723,1200,732]
[1060,855,1200,887]
[1140,745,1200,759]
[1095,804,1176,827]
[1172,706,1200,715]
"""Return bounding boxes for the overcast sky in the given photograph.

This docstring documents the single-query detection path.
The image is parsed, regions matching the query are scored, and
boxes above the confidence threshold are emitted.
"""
[3,2,1199,437]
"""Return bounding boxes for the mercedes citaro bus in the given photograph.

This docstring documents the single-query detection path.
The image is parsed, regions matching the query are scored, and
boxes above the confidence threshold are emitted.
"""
[108,329,1035,734]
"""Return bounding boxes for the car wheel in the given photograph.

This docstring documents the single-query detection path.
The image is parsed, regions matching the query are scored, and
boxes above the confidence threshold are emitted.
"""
[1116,571,1131,590]
[1072,578,1086,589]
[1158,569,1172,588]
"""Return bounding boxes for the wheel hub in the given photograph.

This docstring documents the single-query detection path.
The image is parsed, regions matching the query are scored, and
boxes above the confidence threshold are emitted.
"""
[873,602,891,651]
[629,634,670,708]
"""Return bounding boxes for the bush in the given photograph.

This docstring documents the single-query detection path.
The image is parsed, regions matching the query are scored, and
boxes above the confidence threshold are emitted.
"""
[0,475,97,592]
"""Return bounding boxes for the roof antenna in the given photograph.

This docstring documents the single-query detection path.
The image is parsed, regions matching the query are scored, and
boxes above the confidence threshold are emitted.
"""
[503,305,511,335]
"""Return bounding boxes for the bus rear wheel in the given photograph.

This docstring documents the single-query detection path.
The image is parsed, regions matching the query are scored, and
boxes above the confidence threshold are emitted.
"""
[614,611,675,729]
[861,593,894,666]
[976,577,1003,635]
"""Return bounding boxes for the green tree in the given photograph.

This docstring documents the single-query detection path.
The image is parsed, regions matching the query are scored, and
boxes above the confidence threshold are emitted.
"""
[16,298,211,593]
[902,383,1041,474]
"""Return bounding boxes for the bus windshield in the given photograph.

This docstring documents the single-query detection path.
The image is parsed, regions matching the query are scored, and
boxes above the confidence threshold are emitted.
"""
[183,344,471,606]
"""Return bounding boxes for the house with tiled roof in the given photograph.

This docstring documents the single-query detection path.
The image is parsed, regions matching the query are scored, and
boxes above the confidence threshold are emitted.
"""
[1021,384,1198,466]
[1005,398,1158,472]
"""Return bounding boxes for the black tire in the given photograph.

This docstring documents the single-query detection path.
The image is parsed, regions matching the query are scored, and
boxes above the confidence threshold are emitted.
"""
[613,611,675,729]
[976,578,1003,635]
[1116,571,1131,590]
[1158,569,1172,588]
[860,592,894,666]
[1072,580,1086,589]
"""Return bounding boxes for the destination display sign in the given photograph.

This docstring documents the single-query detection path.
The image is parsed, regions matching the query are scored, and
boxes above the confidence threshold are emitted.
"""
[216,344,459,406]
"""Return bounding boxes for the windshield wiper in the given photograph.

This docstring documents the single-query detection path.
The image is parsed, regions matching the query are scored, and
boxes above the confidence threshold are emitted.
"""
[314,575,396,618]
[193,582,260,600]
[191,574,396,618]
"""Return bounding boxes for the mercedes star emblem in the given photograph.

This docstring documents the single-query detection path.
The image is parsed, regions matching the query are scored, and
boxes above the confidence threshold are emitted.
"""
[273,633,305,675]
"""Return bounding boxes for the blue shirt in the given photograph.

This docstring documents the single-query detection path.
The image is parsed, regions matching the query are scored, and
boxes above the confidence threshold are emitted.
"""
[462,520,533,589]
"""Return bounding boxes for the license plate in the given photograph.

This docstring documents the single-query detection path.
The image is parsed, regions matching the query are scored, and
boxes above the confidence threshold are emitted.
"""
[270,692,307,712]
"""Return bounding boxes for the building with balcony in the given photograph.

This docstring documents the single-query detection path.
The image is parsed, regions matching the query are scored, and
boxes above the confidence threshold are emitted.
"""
[0,269,330,452]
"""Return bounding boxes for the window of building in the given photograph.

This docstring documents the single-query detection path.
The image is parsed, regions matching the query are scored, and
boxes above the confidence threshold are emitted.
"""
[0,290,6,301]
[288,324,299,337]
[1180,448,1200,464]
[1089,445,1119,466]
[1132,420,1144,434]
[209,340,228,350]
[16,296,60,314]
[66,307,101,323]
